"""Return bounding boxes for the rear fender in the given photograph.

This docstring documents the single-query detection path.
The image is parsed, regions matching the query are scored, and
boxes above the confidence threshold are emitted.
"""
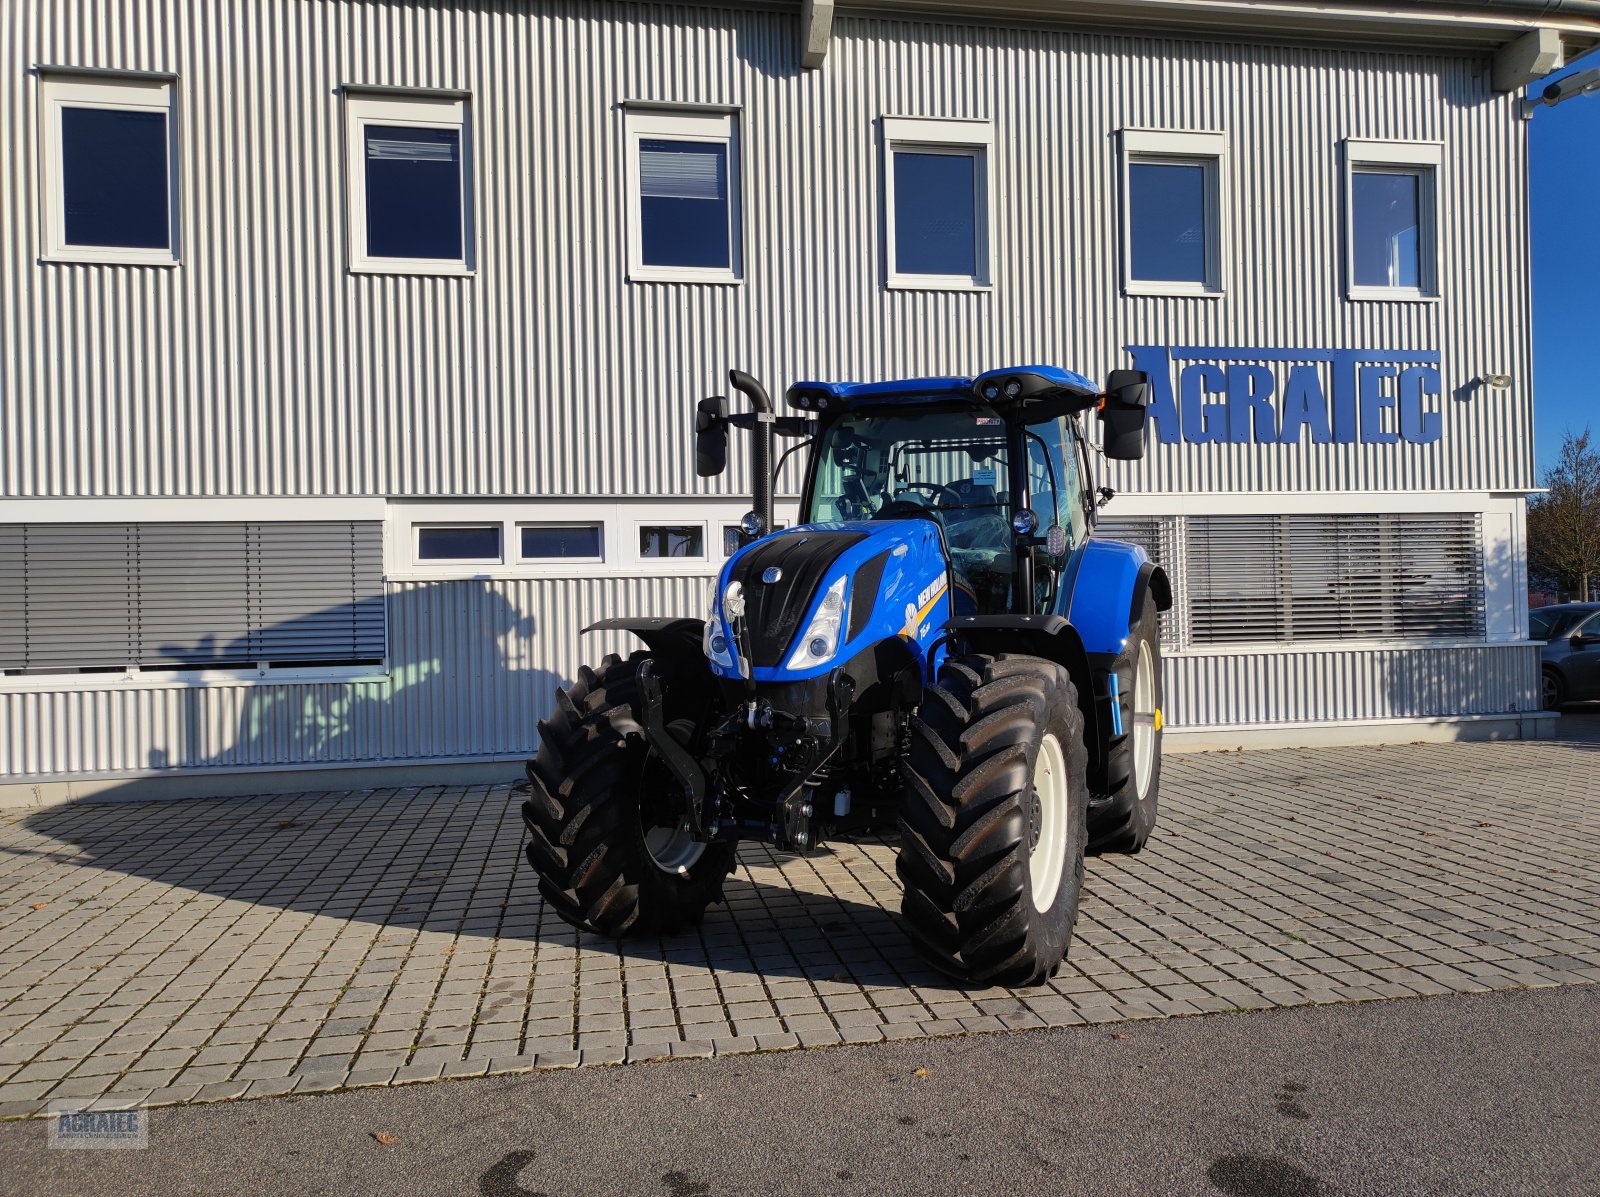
[1066,539,1171,655]
[938,614,1104,780]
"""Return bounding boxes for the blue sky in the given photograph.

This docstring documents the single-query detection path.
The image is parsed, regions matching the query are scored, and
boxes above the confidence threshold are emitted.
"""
[1530,46,1600,476]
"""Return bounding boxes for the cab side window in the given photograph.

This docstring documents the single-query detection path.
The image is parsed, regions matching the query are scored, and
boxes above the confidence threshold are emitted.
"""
[1026,417,1088,548]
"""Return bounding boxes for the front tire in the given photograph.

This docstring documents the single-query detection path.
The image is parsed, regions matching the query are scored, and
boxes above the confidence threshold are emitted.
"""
[1089,592,1163,855]
[520,651,736,937]
[897,653,1089,987]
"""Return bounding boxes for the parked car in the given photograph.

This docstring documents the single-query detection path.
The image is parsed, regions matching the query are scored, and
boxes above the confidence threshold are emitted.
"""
[1533,602,1600,708]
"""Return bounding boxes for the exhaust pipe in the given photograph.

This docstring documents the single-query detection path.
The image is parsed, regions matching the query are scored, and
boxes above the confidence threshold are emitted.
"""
[728,369,775,538]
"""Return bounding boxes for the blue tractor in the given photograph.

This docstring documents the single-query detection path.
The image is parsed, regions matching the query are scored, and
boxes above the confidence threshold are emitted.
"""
[520,366,1171,986]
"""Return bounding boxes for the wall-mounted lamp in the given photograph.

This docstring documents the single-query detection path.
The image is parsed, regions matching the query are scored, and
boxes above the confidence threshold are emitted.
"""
[1479,373,1513,390]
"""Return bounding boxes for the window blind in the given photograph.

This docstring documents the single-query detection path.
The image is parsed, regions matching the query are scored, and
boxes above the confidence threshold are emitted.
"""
[0,522,385,673]
[1186,513,1482,645]
[639,141,725,200]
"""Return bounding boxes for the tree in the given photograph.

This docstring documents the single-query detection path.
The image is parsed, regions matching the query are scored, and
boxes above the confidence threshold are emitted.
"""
[1528,429,1600,601]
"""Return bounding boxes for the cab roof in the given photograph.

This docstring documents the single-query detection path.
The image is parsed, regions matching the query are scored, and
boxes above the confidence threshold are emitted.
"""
[785,364,1099,412]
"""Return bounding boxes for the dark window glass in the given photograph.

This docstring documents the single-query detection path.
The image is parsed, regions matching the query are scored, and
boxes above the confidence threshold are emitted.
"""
[1531,611,1555,640]
[893,150,978,277]
[365,125,463,260]
[640,525,704,559]
[639,140,730,269]
[1351,170,1421,289]
[417,525,500,560]
[1129,161,1207,283]
[520,525,602,559]
[60,107,169,250]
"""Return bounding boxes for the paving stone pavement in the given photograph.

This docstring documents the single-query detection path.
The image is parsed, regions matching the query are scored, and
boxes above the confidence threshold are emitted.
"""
[1,735,1597,1119]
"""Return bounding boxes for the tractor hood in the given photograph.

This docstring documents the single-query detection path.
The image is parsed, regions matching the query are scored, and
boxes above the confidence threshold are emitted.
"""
[705,519,953,683]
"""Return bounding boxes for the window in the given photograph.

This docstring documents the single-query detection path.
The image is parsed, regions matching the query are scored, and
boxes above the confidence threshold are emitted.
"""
[1344,140,1440,300]
[625,108,741,283]
[416,525,501,562]
[520,524,602,561]
[1119,130,1225,296]
[882,117,993,289]
[345,91,472,273]
[0,522,385,674]
[39,73,178,264]
[640,525,705,559]
[1185,513,1482,646]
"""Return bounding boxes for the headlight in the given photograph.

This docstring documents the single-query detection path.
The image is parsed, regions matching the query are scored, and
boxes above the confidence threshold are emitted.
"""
[785,577,847,671]
[704,580,737,669]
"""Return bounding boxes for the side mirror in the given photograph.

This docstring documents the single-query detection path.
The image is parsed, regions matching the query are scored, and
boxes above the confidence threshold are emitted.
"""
[1098,369,1151,461]
[1573,632,1600,649]
[695,396,729,478]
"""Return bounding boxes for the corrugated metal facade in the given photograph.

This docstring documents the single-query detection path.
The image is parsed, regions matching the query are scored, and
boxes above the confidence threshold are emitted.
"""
[0,0,1544,783]
[0,575,704,778]
[2,0,1534,499]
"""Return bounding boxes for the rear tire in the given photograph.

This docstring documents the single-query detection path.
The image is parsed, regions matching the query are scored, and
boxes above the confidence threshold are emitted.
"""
[520,651,736,937]
[898,653,1089,987]
[1089,592,1163,855]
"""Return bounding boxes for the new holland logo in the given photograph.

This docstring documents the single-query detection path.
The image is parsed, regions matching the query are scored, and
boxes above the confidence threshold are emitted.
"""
[762,566,783,584]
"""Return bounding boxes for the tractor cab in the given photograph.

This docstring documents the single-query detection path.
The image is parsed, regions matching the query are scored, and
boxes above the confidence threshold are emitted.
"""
[787,367,1136,620]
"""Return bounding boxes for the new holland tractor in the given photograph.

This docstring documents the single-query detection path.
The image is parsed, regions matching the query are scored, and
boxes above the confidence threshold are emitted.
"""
[519,365,1171,986]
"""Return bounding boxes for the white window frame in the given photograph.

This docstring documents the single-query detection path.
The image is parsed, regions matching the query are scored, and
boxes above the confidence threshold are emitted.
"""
[38,73,180,266]
[344,89,474,276]
[624,107,743,285]
[634,519,710,563]
[387,500,799,580]
[1118,129,1226,298]
[413,522,503,566]
[1343,139,1442,303]
[882,116,994,291]
[516,522,605,565]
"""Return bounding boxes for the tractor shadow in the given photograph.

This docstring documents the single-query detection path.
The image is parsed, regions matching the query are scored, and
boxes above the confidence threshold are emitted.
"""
[13,783,959,991]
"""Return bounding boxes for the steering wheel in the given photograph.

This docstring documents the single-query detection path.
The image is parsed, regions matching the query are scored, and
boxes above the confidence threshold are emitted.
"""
[874,498,942,521]
[895,481,963,508]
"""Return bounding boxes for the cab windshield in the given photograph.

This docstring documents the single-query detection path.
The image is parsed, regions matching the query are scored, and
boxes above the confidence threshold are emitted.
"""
[804,405,1085,615]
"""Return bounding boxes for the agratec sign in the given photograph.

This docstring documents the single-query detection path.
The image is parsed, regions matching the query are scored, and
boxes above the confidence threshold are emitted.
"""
[1126,346,1444,446]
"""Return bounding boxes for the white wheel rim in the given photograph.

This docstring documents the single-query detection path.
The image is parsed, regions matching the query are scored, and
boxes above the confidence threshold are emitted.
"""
[1029,732,1069,912]
[1131,639,1157,796]
[644,823,705,874]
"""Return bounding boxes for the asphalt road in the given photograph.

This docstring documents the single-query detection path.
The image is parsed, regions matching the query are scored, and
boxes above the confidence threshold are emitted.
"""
[4,984,1595,1197]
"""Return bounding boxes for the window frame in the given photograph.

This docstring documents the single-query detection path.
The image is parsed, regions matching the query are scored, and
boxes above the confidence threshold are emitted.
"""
[343,88,474,276]
[38,71,180,266]
[517,522,605,565]
[624,106,743,286]
[881,116,995,292]
[1343,139,1442,303]
[635,520,709,562]
[1118,128,1226,298]
[413,522,503,566]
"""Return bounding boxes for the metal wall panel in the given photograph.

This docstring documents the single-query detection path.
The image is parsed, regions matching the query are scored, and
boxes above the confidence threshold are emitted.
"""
[2,1,1533,500]
[0,574,707,779]
[1164,643,1540,728]
[0,573,1543,780]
